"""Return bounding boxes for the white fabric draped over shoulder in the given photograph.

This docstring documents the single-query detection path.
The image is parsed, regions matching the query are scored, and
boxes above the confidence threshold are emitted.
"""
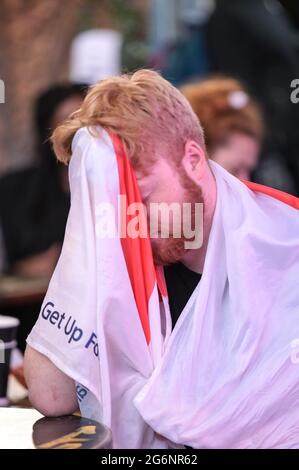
[27,126,299,449]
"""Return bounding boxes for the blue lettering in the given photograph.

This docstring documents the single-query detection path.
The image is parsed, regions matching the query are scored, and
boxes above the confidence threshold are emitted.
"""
[76,385,88,402]
[64,317,75,336]
[40,301,97,354]
[57,312,65,329]
[49,310,59,325]
[68,325,83,344]
[85,332,99,357]
[41,301,54,320]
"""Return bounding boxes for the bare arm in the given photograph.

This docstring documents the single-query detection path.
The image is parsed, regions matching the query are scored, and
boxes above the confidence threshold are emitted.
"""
[24,345,78,417]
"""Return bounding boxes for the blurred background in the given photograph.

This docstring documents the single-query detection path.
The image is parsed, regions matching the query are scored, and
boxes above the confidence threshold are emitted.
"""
[0,0,299,401]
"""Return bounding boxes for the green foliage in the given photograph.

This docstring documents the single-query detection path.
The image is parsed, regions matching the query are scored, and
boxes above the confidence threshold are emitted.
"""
[108,0,149,71]
[81,0,149,72]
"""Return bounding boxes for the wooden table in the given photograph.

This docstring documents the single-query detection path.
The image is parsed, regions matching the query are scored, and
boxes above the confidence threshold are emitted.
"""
[0,408,112,449]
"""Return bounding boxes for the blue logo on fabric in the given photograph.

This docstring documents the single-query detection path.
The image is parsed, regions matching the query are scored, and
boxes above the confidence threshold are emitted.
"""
[41,301,99,358]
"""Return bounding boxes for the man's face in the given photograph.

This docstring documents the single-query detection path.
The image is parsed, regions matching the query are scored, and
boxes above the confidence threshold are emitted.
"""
[135,159,202,265]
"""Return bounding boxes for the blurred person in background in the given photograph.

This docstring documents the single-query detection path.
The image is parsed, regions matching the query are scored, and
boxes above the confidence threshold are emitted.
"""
[181,77,264,180]
[152,0,299,194]
[149,0,214,85]
[206,0,299,194]
[0,83,87,278]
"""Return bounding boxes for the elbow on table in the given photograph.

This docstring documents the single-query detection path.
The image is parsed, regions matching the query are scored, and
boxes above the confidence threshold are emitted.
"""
[28,384,77,418]
[24,345,78,417]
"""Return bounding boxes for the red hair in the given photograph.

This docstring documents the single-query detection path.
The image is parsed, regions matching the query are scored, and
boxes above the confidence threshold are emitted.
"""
[181,77,264,152]
[52,70,205,171]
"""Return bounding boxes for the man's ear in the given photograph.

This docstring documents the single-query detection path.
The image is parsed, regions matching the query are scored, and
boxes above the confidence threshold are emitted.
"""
[182,140,206,183]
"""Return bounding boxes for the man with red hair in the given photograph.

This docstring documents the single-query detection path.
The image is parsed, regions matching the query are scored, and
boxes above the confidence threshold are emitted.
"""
[24,70,299,449]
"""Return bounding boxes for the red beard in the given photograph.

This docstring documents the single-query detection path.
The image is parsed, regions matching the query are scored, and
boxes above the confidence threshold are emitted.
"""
[150,169,203,265]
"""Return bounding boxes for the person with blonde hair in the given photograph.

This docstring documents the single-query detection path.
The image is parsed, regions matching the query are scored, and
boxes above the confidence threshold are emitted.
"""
[181,77,264,180]
[24,70,299,449]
